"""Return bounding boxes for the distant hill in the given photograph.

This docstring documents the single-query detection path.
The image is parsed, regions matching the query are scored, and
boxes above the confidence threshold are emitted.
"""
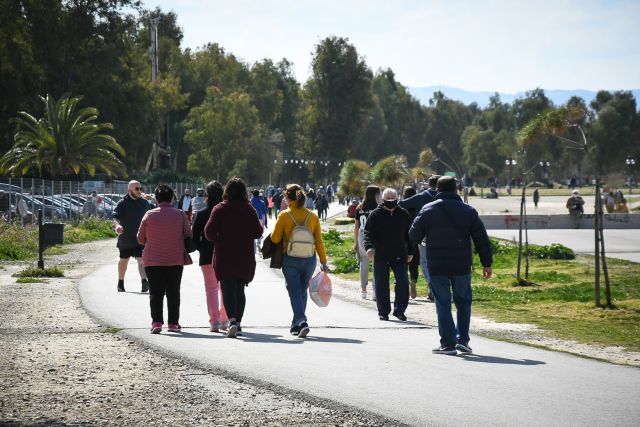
[407,85,640,108]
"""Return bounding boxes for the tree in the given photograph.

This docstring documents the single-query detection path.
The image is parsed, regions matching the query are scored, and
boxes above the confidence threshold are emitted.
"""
[183,88,268,184]
[0,94,127,178]
[369,155,411,188]
[518,106,613,308]
[338,160,370,198]
[301,36,373,173]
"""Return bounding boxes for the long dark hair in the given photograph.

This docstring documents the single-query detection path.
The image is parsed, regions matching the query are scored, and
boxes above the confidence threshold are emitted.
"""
[206,180,223,207]
[222,177,249,202]
[358,185,380,211]
[285,183,306,208]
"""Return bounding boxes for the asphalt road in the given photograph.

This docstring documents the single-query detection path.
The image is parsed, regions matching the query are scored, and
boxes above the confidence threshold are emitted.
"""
[79,250,640,426]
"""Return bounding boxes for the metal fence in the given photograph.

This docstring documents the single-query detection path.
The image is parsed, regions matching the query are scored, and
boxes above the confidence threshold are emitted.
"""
[0,177,205,223]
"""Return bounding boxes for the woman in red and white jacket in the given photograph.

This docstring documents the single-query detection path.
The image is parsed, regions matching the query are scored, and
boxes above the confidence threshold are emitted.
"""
[137,184,193,334]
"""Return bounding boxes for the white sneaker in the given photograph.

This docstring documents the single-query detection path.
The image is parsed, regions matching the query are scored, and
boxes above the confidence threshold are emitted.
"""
[361,290,367,299]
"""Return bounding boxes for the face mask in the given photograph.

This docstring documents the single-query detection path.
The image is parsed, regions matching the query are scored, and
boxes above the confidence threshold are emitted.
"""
[383,199,398,209]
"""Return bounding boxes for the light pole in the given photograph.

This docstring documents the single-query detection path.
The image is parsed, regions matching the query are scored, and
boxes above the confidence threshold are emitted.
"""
[626,156,636,194]
[539,160,551,188]
[505,158,517,195]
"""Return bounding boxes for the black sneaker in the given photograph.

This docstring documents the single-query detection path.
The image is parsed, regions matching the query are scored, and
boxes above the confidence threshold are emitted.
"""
[290,324,301,336]
[297,322,310,338]
[379,315,389,321]
[117,280,125,292]
[427,291,434,302]
[432,345,457,355]
[392,311,407,321]
[456,343,473,354]
[237,324,243,337]
[141,279,149,293]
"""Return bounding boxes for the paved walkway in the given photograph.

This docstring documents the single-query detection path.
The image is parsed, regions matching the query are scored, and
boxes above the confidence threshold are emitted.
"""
[79,251,640,426]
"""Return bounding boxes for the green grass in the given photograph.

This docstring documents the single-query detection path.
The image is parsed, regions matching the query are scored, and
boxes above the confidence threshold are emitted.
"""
[323,230,640,352]
[103,327,124,334]
[0,218,117,261]
[13,266,64,278]
[15,277,48,283]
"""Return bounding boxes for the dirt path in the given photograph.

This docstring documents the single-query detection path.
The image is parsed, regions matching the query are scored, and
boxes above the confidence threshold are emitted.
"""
[0,239,400,426]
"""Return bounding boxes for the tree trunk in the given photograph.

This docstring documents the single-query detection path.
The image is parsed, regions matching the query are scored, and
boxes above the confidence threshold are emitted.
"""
[594,179,601,307]
[599,194,612,307]
[516,185,526,282]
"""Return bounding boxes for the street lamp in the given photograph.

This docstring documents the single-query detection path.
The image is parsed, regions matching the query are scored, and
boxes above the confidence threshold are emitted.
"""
[626,156,636,194]
[505,158,517,195]
[539,160,551,187]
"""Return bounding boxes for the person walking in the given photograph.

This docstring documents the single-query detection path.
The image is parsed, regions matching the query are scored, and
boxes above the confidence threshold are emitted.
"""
[82,195,98,217]
[190,188,207,218]
[533,188,540,208]
[112,180,150,292]
[402,186,421,300]
[566,190,585,228]
[354,185,380,300]
[192,181,228,333]
[15,193,32,226]
[178,189,192,216]
[273,188,283,217]
[409,176,493,355]
[270,184,328,338]
[250,189,268,252]
[364,188,414,321]
[137,184,193,334]
[204,178,263,338]
[315,192,329,221]
[0,190,11,221]
[399,174,440,301]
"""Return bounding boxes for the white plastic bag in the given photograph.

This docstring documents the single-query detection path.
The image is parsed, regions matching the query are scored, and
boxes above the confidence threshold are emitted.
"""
[309,271,332,307]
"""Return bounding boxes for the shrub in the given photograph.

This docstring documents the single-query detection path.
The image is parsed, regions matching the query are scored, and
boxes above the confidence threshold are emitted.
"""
[529,243,575,260]
[0,222,38,260]
[333,255,359,274]
[322,229,344,245]
[13,266,64,278]
[65,217,117,243]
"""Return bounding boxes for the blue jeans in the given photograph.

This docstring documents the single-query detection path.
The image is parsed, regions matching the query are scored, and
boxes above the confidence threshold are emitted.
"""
[418,244,431,286]
[282,254,317,326]
[373,258,409,317]
[429,274,472,347]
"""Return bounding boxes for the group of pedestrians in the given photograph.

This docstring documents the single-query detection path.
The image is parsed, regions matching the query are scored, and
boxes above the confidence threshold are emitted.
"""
[113,177,329,340]
[354,174,493,355]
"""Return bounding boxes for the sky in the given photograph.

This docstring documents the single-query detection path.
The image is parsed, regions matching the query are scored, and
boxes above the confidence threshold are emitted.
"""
[141,0,640,93]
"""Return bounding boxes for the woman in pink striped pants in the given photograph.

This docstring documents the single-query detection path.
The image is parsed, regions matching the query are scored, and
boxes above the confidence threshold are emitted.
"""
[192,181,228,332]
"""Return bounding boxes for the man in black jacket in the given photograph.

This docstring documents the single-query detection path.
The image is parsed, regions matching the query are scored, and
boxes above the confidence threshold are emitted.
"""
[409,176,493,355]
[112,180,151,293]
[399,174,440,301]
[364,188,414,321]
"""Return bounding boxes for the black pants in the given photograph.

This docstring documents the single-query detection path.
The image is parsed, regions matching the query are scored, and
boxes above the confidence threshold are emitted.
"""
[145,266,183,325]
[409,243,420,282]
[221,278,247,322]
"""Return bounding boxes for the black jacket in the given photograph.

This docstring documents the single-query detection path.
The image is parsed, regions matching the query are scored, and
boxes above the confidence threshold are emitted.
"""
[113,194,150,249]
[363,205,414,262]
[192,204,215,266]
[409,192,492,276]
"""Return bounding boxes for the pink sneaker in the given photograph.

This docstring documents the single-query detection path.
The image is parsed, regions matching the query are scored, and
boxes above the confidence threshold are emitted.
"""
[167,323,182,333]
[150,322,162,334]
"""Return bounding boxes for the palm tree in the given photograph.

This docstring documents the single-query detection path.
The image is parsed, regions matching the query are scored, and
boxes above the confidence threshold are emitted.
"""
[0,94,127,178]
[369,155,412,188]
[338,160,370,198]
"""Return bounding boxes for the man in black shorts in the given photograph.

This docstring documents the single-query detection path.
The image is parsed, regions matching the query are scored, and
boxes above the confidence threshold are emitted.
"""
[112,180,151,292]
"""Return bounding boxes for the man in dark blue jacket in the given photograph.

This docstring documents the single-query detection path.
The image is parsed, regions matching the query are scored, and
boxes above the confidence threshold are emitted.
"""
[409,176,493,355]
[399,174,440,301]
[364,188,414,321]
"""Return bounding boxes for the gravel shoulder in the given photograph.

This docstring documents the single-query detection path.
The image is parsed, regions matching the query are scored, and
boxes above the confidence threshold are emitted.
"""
[0,239,401,426]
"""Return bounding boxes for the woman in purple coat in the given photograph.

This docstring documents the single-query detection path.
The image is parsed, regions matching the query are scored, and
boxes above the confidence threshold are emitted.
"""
[204,177,263,338]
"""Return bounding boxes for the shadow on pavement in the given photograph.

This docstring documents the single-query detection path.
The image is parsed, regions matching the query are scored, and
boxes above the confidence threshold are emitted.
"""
[458,354,546,365]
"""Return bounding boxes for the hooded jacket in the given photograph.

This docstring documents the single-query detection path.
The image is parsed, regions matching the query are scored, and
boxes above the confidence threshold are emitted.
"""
[363,204,414,262]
